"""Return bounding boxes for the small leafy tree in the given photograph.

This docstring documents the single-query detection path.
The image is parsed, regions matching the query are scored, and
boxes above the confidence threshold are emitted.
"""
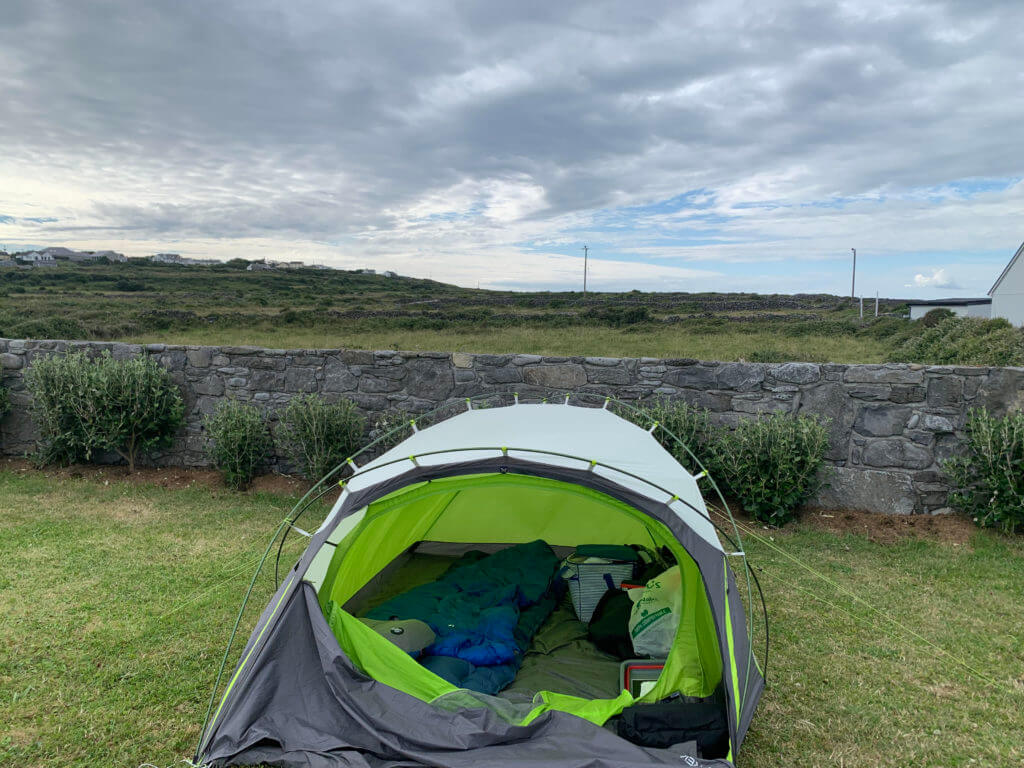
[90,353,184,471]
[25,352,94,465]
[279,395,365,480]
[25,351,184,470]
[943,408,1024,533]
[204,399,272,489]
[711,413,830,526]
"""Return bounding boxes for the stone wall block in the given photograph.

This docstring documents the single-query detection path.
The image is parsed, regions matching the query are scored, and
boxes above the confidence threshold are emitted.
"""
[186,348,212,368]
[662,365,718,389]
[322,359,358,392]
[249,370,286,391]
[481,366,523,385]
[523,364,587,389]
[285,367,317,393]
[716,363,765,391]
[890,384,926,404]
[772,362,821,384]
[404,358,454,400]
[844,365,924,384]
[853,405,912,437]
[809,467,918,515]
[926,376,963,407]
[862,439,932,470]
[585,365,632,385]
[798,382,855,462]
[193,375,224,397]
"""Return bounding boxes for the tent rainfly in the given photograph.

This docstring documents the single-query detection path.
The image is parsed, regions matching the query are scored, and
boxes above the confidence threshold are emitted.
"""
[195,400,765,767]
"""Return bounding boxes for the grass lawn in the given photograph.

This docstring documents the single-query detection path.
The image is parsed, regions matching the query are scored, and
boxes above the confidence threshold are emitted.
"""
[1,469,1021,767]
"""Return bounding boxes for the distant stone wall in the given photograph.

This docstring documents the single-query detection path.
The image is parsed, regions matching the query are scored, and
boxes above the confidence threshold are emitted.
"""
[2,338,1023,515]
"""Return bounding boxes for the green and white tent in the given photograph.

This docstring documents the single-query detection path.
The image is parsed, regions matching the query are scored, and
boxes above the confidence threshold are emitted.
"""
[197,399,765,767]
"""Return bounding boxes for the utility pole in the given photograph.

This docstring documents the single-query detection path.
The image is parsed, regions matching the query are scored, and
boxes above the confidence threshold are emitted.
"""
[582,244,589,297]
[850,248,857,301]
[875,291,879,317]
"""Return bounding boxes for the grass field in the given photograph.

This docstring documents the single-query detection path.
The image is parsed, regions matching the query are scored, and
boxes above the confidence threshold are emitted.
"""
[124,325,891,363]
[0,260,909,363]
[2,468,1021,767]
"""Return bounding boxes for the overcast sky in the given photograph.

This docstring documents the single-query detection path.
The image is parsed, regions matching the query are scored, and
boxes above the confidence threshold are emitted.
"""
[2,0,1022,296]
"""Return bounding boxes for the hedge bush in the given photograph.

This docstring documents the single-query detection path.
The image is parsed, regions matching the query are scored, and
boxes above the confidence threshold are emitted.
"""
[890,316,1024,366]
[943,408,1024,533]
[279,395,365,480]
[631,399,715,474]
[25,351,183,470]
[709,412,830,526]
[369,407,413,452]
[203,399,272,490]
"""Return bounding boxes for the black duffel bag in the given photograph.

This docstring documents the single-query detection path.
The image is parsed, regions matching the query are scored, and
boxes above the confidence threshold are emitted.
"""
[616,689,729,758]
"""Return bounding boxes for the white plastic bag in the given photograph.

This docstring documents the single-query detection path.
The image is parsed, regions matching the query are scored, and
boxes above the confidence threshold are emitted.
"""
[628,565,682,658]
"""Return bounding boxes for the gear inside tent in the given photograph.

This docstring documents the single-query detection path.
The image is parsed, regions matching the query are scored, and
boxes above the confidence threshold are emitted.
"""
[195,397,766,768]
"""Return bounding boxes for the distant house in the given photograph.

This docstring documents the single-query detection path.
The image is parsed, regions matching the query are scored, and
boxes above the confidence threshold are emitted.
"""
[906,297,992,320]
[383,270,397,278]
[19,251,57,267]
[67,249,126,262]
[149,252,218,266]
[150,252,183,264]
[247,261,276,272]
[40,246,78,258]
[989,241,1024,327]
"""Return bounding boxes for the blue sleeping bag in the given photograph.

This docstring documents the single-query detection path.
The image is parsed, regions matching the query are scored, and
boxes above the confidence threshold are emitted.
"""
[365,540,563,694]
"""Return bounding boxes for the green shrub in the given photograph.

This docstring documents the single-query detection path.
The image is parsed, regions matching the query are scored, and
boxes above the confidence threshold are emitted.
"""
[710,413,830,526]
[921,308,955,327]
[630,398,715,474]
[748,348,787,363]
[369,408,413,451]
[203,400,272,489]
[25,351,184,470]
[279,395,365,480]
[943,408,1024,533]
[891,316,1024,366]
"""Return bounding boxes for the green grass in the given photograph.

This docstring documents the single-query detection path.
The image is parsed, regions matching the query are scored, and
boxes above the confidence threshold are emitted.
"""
[124,326,891,363]
[1,469,1021,767]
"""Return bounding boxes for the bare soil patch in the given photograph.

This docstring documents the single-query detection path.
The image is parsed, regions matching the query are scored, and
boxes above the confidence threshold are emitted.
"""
[708,500,976,547]
[799,507,975,546]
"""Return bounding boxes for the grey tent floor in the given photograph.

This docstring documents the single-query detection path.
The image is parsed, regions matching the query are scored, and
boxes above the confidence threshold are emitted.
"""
[353,552,623,701]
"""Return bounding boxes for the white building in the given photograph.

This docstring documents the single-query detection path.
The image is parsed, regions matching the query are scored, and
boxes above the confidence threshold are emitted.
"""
[19,251,57,266]
[149,253,219,266]
[907,298,991,320]
[989,241,1024,327]
[150,252,183,264]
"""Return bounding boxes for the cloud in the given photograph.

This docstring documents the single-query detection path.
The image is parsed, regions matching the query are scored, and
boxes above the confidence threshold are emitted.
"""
[0,0,1023,294]
[910,268,960,289]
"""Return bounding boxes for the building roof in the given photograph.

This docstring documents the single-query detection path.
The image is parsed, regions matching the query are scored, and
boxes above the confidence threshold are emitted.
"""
[906,297,992,307]
[989,240,1024,296]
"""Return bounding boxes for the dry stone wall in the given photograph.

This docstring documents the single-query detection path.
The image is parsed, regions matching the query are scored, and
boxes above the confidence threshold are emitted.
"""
[2,337,1023,515]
